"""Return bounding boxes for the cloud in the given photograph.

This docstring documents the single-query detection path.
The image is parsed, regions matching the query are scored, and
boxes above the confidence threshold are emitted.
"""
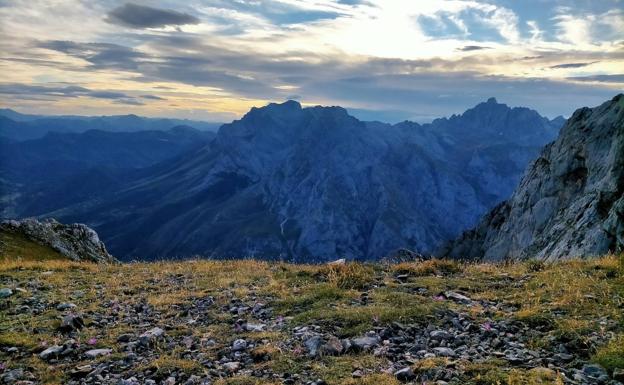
[550,61,597,69]
[105,3,200,29]
[0,84,89,98]
[553,9,624,45]
[18,31,624,122]
[114,98,144,106]
[38,40,148,71]
[141,95,165,100]
[1,0,623,121]
[526,20,543,42]
[0,83,139,102]
[457,45,490,51]
[87,91,129,99]
[567,74,624,83]
[299,71,621,122]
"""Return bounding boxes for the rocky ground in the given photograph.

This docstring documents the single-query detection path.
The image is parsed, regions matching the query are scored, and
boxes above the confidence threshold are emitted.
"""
[0,252,623,384]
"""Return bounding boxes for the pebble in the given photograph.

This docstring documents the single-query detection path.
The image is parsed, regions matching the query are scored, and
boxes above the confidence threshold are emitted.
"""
[350,336,380,351]
[39,345,63,360]
[56,302,77,311]
[443,291,472,304]
[1,368,24,383]
[59,314,85,332]
[84,349,112,358]
[222,361,240,372]
[232,338,247,351]
[433,347,456,357]
[139,327,165,346]
[0,288,13,298]
[395,367,416,382]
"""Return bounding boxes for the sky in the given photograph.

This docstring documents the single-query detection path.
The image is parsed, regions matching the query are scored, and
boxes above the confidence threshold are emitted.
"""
[0,0,622,123]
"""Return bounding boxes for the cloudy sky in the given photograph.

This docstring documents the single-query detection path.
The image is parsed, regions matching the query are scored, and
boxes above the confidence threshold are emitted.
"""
[0,0,622,122]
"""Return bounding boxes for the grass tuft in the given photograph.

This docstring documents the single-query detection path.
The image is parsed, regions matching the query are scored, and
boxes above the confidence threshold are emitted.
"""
[319,263,376,290]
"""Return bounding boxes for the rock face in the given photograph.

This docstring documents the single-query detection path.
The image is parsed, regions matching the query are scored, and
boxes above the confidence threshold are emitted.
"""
[442,94,624,260]
[0,217,117,263]
[49,99,561,261]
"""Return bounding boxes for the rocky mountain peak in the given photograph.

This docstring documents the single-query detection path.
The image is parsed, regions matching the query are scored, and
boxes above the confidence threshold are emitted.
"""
[0,218,117,263]
[244,100,302,120]
[441,93,624,260]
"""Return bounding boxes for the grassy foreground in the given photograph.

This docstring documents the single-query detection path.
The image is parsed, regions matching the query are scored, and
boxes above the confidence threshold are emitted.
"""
[0,236,623,384]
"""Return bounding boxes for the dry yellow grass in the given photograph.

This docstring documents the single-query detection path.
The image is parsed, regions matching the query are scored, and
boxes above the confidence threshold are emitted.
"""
[0,243,622,384]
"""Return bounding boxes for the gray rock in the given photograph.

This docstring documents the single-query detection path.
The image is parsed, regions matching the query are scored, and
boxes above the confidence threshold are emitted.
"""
[56,302,76,311]
[582,364,609,380]
[118,378,140,385]
[222,361,240,372]
[69,364,93,378]
[0,218,117,263]
[350,336,380,351]
[305,336,323,357]
[319,336,343,356]
[395,367,416,382]
[0,288,12,298]
[39,345,63,360]
[1,369,24,384]
[430,330,453,340]
[85,349,112,358]
[117,334,133,343]
[443,291,472,304]
[59,314,85,332]
[139,327,165,346]
[232,339,247,351]
[433,347,456,357]
[244,323,266,332]
[443,94,624,260]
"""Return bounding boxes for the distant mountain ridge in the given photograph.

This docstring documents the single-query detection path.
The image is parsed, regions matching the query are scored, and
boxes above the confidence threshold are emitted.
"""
[442,94,624,260]
[35,98,563,261]
[0,127,215,218]
[0,108,221,140]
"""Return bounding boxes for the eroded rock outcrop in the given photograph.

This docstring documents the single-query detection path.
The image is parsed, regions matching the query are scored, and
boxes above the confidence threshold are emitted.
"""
[442,94,624,260]
[0,217,117,263]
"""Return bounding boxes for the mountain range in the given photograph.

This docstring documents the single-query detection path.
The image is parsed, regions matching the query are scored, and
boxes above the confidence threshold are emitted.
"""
[1,98,566,261]
[0,127,215,218]
[0,109,220,141]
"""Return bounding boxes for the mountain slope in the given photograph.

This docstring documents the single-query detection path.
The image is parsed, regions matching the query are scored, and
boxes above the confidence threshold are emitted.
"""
[47,99,562,261]
[442,94,624,260]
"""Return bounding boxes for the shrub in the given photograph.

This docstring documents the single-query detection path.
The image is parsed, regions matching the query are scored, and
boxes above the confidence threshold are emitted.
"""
[525,258,546,272]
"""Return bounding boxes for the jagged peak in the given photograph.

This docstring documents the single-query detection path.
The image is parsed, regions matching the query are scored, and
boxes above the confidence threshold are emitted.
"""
[263,99,302,112]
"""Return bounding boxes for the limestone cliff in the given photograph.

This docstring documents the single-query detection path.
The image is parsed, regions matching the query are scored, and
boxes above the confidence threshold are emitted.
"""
[442,94,624,260]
